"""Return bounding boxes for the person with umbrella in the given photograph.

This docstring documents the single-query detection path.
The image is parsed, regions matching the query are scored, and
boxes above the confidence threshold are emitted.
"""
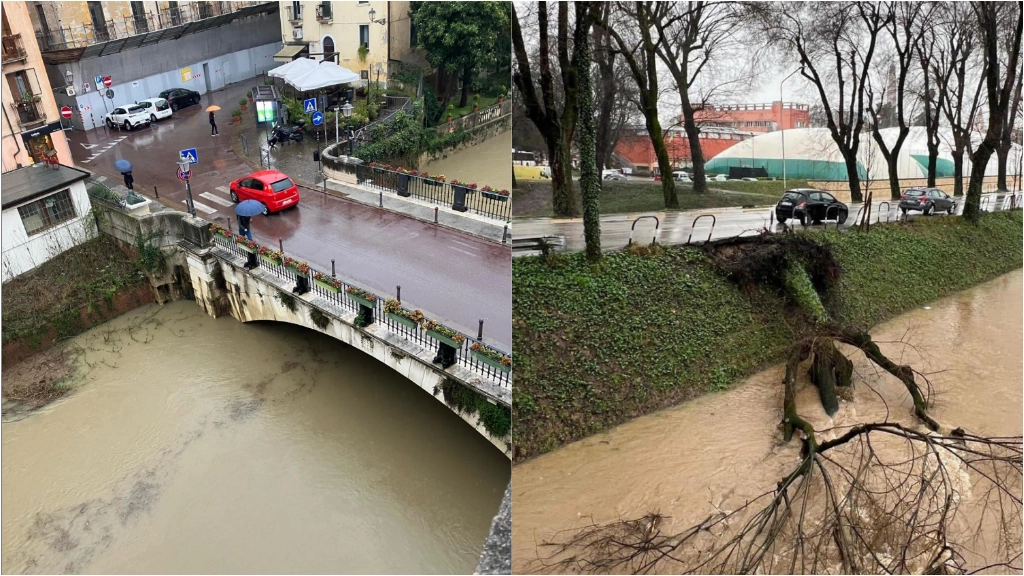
[114,159,134,190]
[207,105,220,137]
[235,200,264,270]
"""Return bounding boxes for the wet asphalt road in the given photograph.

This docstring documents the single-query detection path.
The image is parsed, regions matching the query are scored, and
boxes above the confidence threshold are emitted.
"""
[68,81,512,348]
[514,192,1022,255]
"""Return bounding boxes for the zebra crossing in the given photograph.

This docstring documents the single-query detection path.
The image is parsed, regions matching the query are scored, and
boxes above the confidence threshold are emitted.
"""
[80,136,129,164]
[184,186,235,215]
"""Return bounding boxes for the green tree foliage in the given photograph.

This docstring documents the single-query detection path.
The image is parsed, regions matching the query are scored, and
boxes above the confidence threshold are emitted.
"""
[410,1,510,107]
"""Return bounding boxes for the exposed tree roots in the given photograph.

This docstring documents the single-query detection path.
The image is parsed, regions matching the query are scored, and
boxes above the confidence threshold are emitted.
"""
[527,235,1022,574]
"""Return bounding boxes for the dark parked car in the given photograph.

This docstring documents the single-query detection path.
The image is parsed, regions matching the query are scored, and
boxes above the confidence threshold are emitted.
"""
[775,188,849,226]
[899,187,956,216]
[158,88,201,111]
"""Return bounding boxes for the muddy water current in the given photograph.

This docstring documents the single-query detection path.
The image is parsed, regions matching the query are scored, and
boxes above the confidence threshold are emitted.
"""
[512,269,1023,573]
[421,132,512,191]
[2,301,509,574]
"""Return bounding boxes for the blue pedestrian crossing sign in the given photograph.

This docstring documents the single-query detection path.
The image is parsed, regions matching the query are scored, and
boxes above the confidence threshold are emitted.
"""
[179,148,199,165]
[311,111,324,126]
[303,98,317,114]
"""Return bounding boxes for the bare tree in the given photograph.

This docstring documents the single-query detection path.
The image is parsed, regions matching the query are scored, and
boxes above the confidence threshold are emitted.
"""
[913,4,943,188]
[751,2,889,203]
[512,2,584,217]
[598,2,679,209]
[650,1,746,196]
[866,2,923,201]
[996,77,1022,192]
[964,1,1023,221]
[933,2,985,198]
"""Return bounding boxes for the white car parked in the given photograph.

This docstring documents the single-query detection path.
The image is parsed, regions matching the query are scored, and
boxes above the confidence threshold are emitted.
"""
[672,171,692,183]
[602,169,627,181]
[135,98,172,123]
[105,104,151,131]
[711,174,728,182]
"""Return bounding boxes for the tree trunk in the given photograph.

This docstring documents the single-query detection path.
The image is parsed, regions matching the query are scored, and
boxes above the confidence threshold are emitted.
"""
[996,143,1010,191]
[549,135,578,217]
[648,120,678,209]
[575,3,600,263]
[952,146,965,197]
[886,157,901,201]
[926,134,939,187]
[844,155,863,203]
[459,66,472,108]
[679,94,707,194]
[964,144,996,222]
[808,338,852,417]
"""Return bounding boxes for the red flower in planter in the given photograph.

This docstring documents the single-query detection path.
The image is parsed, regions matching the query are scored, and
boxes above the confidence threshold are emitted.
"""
[313,271,342,289]
[481,185,493,192]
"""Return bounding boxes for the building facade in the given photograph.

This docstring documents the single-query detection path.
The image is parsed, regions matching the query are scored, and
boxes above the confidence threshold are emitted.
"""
[614,126,755,174]
[3,2,73,172]
[274,1,413,84]
[692,101,811,134]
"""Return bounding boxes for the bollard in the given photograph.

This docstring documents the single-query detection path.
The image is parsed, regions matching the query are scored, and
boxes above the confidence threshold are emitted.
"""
[434,207,439,224]
[379,190,383,208]
[153,185,159,199]
[331,259,336,278]
[502,225,508,243]
[279,238,283,253]
[478,319,484,340]
[396,285,401,303]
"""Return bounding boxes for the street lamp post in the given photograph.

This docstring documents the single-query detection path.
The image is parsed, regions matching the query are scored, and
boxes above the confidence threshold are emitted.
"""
[780,68,802,193]
[341,101,354,157]
[177,158,196,217]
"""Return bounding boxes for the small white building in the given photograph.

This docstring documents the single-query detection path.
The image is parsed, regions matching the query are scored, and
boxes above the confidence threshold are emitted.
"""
[1,162,95,282]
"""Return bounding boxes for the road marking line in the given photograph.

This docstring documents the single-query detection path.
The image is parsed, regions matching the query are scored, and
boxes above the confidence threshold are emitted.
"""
[216,186,230,194]
[184,199,218,214]
[199,192,233,207]
[95,175,107,182]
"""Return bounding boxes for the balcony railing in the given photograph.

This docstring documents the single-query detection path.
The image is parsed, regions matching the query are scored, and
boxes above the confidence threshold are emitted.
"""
[286,5,302,22]
[10,99,44,127]
[2,33,27,64]
[316,4,332,21]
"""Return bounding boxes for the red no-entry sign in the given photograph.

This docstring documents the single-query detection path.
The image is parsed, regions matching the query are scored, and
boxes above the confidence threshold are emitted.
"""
[60,106,73,119]
[102,76,112,88]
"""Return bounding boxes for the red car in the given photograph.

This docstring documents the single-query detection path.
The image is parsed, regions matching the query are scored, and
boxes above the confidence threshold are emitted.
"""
[229,170,300,214]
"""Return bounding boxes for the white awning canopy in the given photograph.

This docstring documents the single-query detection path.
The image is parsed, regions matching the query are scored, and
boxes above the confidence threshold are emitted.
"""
[273,43,308,62]
[267,57,318,79]
[286,61,361,91]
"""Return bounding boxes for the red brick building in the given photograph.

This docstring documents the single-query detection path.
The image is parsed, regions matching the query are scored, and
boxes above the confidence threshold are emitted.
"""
[614,125,755,174]
[691,101,811,133]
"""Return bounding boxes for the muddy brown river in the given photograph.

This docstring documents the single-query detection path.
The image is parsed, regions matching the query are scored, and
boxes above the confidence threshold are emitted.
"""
[512,269,1023,573]
[421,133,512,192]
[2,301,509,574]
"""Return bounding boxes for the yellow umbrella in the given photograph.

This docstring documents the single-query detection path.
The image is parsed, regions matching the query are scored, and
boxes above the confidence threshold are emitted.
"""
[206,105,221,112]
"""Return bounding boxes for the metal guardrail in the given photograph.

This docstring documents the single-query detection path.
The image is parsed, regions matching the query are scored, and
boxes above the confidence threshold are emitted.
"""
[328,163,512,222]
[210,233,512,390]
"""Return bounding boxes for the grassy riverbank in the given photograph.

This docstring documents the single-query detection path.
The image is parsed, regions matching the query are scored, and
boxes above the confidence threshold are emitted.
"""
[2,235,151,406]
[512,179,803,218]
[512,210,1023,461]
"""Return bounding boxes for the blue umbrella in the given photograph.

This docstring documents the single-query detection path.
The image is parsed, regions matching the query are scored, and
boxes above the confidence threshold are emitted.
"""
[113,159,132,173]
[235,199,267,217]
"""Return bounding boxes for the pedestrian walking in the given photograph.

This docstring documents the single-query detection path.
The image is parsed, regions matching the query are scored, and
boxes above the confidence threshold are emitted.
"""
[238,215,257,269]
[123,170,134,191]
[209,110,218,136]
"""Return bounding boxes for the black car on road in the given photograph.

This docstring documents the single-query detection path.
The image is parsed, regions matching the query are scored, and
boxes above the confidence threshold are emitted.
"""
[775,188,849,226]
[899,187,956,216]
[158,88,201,111]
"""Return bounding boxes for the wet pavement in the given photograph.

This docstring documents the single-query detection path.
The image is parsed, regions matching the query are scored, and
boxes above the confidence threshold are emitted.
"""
[67,80,512,348]
[515,191,1023,254]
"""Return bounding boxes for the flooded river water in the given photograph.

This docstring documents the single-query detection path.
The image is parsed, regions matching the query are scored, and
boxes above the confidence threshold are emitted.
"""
[421,133,512,192]
[2,301,509,574]
[512,269,1023,573]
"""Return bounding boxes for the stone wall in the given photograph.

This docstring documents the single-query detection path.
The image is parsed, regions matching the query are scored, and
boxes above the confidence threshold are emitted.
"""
[419,114,511,166]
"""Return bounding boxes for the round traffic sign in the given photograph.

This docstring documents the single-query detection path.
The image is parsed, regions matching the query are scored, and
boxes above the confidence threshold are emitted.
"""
[102,76,112,88]
[177,167,191,182]
[311,111,324,126]
[60,106,74,119]
[105,88,114,100]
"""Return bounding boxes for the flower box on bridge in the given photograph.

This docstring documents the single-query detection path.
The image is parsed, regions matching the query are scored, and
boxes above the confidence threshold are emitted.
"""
[470,342,512,373]
[313,272,342,293]
[345,285,378,309]
[423,320,466,348]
